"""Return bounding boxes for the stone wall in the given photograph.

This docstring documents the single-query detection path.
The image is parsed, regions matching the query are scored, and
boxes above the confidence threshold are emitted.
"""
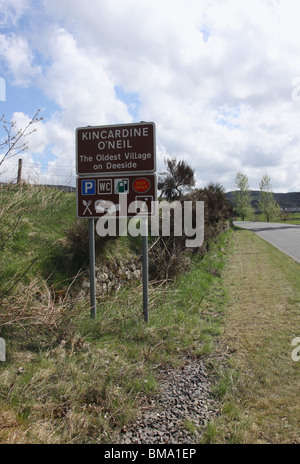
[83,257,142,296]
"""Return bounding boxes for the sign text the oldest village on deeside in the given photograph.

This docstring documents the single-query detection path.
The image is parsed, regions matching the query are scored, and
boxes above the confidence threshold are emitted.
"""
[76,122,156,176]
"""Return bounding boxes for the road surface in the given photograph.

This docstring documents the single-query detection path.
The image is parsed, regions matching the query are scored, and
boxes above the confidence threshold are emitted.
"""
[233,221,300,264]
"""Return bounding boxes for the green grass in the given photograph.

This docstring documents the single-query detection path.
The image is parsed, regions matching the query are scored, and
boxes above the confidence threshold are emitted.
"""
[0,183,236,443]
[0,189,233,443]
[6,184,299,444]
[0,184,77,289]
[203,228,300,444]
[0,184,143,292]
[3,185,299,444]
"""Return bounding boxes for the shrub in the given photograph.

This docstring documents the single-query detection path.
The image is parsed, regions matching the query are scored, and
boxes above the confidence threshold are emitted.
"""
[149,183,232,280]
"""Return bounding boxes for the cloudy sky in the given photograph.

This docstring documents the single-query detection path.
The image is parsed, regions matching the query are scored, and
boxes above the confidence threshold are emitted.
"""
[1,0,300,192]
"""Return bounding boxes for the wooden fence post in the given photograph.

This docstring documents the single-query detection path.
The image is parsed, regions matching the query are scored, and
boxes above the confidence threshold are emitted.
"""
[17,159,23,184]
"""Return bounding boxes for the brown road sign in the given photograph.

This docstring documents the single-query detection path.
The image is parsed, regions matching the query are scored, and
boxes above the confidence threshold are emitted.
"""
[77,174,157,218]
[76,122,156,176]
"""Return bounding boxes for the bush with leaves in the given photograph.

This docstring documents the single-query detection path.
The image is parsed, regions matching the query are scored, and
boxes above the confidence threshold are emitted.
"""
[149,183,232,280]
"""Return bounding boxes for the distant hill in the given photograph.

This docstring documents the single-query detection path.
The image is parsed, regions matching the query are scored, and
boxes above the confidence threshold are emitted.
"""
[0,182,76,193]
[226,190,300,211]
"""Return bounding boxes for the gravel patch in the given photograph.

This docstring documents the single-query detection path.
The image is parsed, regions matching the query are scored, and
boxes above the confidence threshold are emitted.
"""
[117,357,220,444]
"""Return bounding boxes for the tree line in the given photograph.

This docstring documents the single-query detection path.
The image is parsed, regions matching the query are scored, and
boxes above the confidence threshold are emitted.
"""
[234,172,280,222]
[158,160,281,224]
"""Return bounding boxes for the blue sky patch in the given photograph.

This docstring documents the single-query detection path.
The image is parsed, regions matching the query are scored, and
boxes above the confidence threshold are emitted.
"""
[115,86,141,121]
[0,79,60,122]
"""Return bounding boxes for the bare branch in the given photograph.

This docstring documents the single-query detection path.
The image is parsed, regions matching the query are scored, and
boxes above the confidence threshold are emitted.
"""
[0,109,43,166]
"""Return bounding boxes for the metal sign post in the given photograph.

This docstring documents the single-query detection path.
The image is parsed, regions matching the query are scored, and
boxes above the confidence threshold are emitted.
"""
[89,218,96,319]
[142,218,149,323]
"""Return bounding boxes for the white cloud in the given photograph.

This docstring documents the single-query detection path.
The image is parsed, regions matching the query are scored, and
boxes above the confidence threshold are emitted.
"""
[38,27,132,128]
[11,111,48,152]
[0,33,42,86]
[0,0,31,27]
[1,0,300,191]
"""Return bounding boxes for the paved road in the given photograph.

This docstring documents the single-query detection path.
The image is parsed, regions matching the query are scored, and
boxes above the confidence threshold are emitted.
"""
[233,221,300,264]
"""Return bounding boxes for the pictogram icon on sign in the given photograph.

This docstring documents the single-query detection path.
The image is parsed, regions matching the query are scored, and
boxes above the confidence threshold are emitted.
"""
[132,178,151,193]
[82,180,96,195]
[98,179,112,194]
[83,200,92,215]
[95,200,120,214]
[135,196,154,214]
[114,178,129,194]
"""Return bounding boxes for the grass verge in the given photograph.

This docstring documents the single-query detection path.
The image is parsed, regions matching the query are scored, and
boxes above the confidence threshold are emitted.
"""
[202,228,300,444]
[0,229,232,444]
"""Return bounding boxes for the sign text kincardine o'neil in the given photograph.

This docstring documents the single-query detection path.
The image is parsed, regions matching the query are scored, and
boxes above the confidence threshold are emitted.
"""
[76,122,155,176]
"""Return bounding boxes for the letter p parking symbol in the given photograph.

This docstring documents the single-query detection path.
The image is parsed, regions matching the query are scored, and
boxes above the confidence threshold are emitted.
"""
[82,180,96,195]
